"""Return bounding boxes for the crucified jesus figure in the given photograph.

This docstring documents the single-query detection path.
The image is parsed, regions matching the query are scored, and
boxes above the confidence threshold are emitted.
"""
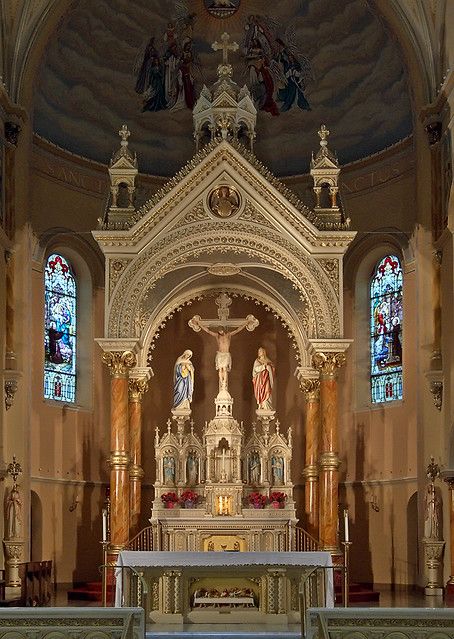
[198,322,248,392]
[189,294,259,393]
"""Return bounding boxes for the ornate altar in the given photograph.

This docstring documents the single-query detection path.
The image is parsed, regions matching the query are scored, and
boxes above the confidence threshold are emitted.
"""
[151,333,296,551]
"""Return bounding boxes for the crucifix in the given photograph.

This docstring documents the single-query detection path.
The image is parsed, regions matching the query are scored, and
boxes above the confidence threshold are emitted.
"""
[188,293,259,393]
[212,32,239,65]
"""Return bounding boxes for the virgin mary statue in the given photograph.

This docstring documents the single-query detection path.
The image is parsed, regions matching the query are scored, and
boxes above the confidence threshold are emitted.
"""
[173,350,195,410]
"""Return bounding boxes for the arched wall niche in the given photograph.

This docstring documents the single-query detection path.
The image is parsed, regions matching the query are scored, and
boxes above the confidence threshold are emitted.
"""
[140,292,307,486]
[344,231,411,413]
[37,229,103,409]
[140,285,310,370]
[107,225,340,342]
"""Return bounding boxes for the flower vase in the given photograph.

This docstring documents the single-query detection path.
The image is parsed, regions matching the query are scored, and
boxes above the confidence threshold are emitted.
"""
[166,501,175,509]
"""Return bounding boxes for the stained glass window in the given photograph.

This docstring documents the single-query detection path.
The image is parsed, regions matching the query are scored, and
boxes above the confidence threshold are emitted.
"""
[44,254,76,402]
[370,255,403,403]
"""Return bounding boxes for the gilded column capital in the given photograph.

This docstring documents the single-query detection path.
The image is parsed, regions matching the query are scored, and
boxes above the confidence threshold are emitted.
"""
[312,351,346,379]
[300,378,320,402]
[128,378,149,402]
[102,351,137,377]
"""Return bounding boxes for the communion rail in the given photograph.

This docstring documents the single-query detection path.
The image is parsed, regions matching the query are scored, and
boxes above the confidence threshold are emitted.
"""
[306,608,454,639]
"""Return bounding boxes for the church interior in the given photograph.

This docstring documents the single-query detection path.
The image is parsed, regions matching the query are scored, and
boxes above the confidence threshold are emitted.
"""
[0,0,454,629]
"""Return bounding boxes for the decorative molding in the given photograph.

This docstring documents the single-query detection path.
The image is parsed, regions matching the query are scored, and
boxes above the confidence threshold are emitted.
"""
[207,263,242,276]
[4,378,18,410]
[426,370,443,411]
[108,219,341,340]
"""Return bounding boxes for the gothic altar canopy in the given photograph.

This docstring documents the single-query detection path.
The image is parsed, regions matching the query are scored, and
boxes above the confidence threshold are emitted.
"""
[93,33,356,559]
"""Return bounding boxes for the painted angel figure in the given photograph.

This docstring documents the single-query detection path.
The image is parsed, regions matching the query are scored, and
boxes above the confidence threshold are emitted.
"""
[273,30,312,112]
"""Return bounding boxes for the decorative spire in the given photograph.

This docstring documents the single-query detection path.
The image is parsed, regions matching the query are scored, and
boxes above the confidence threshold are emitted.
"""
[105,123,138,228]
[193,32,256,152]
[310,124,346,228]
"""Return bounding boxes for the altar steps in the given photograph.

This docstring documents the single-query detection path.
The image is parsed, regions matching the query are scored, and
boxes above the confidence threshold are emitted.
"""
[145,625,301,639]
[67,581,112,602]
[335,582,380,604]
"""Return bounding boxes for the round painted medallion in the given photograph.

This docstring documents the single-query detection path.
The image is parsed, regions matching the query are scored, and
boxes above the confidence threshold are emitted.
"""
[204,0,240,19]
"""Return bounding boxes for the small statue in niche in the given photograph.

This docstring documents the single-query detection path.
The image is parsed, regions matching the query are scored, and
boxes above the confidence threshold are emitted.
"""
[5,485,22,539]
[271,455,284,486]
[424,482,441,540]
[187,452,198,485]
[249,452,261,485]
[163,456,176,486]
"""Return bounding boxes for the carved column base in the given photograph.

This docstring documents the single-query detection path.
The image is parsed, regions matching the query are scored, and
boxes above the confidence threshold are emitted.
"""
[423,539,445,596]
[3,539,24,586]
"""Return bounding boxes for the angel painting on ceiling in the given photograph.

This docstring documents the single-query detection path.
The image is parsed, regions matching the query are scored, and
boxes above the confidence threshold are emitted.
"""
[134,1,201,113]
[243,14,313,116]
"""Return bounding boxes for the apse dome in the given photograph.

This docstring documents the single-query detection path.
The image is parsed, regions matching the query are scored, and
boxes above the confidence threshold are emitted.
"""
[33,0,412,177]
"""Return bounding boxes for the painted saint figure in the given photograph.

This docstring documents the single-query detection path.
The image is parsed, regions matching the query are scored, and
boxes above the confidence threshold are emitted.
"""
[249,452,261,485]
[163,456,176,486]
[6,486,22,539]
[173,350,194,410]
[187,452,198,485]
[271,455,284,486]
[252,347,275,411]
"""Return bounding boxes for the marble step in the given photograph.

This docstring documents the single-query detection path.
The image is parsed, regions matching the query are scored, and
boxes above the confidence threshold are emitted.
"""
[145,624,301,639]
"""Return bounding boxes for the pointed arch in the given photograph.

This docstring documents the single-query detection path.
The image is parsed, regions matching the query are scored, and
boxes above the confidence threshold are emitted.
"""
[43,252,77,402]
[370,254,403,403]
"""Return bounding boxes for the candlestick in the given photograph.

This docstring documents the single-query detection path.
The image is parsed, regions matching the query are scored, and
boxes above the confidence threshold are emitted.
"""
[343,508,349,542]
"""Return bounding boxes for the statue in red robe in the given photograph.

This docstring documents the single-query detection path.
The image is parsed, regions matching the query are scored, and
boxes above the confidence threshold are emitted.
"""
[252,347,275,410]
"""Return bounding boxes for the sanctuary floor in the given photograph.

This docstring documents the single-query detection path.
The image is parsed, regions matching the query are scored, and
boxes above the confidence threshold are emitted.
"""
[48,584,451,638]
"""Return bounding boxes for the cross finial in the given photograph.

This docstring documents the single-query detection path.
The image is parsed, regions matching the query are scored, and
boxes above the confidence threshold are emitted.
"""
[212,32,238,65]
[119,124,131,147]
[318,124,330,147]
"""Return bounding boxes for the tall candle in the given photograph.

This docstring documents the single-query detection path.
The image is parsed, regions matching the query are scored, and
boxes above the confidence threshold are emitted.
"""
[343,508,349,542]
[102,508,107,542]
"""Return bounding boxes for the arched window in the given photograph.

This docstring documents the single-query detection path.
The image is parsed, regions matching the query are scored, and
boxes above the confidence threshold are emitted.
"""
[370,255,403,403]
[44,253,77,402]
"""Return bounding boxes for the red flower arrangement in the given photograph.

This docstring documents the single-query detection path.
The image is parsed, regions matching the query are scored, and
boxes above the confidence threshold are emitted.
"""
[269,492,287,504]
[180,490,199,507]
[248,492,267,509]
[161,492,179,505]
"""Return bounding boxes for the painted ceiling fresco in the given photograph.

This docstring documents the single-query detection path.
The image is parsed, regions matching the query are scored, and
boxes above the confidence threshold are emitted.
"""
[34,0,412,177]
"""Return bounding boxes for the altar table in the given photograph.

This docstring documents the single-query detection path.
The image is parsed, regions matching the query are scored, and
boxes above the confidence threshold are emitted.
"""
[116,551,334,625]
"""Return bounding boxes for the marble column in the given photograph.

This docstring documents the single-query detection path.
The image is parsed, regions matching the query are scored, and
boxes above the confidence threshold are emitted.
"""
[300,377,320,539]
[102,350,136,559]
[313,351,346,551]
[443,477,454,596]
[128,377,149,536]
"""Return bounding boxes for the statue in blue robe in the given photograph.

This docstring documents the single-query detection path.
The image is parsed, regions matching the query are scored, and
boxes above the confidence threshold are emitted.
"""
[173,350,194,410]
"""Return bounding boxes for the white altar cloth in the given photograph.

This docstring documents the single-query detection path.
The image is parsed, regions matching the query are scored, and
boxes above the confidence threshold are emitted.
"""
[115,551,334,607]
